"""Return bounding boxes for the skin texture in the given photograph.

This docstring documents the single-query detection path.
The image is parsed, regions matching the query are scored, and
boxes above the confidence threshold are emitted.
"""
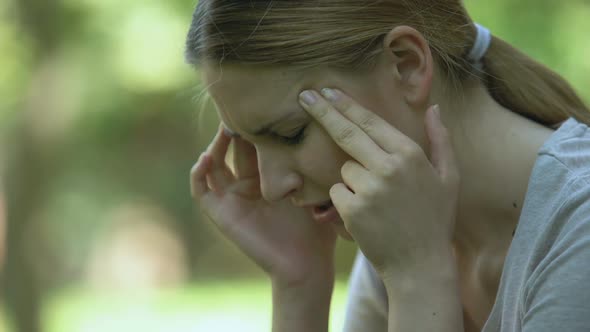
[202,27,431,240]
[299,88,463,330]
[192,26,556,331]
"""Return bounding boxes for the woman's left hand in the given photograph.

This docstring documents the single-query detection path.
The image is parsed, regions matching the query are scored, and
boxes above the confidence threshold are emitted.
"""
[299,88,461,279]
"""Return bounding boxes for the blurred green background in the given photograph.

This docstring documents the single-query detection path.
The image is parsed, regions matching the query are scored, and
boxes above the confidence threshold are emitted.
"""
[0,0,588,331]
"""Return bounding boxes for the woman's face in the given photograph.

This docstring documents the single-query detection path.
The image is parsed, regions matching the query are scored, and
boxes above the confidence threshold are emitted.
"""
[202,63,428,240]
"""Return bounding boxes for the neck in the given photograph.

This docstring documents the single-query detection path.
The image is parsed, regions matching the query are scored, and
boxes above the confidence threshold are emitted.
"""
[439,82,554,259]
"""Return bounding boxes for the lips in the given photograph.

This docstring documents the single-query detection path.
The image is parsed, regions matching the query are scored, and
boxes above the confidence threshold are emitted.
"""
[310,200,341,224]
[313,200,333,213]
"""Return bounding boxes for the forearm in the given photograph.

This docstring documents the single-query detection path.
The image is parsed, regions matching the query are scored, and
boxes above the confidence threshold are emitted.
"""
[271,273,334,332]
[383,248,464,332]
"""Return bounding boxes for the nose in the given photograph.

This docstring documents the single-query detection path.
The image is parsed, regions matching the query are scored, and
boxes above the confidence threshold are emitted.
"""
[256,148,302,202]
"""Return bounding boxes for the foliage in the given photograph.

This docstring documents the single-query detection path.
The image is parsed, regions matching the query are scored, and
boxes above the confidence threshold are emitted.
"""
[0,0,589,330]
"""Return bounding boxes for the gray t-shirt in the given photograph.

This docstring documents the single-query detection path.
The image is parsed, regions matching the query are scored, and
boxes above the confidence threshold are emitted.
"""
[343,117,590,332]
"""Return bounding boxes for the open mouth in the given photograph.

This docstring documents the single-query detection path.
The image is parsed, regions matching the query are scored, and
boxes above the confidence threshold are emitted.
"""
[311,200,340,223]
[314,200,334,213]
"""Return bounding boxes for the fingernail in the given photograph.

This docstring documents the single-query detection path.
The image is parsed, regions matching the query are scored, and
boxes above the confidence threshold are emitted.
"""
[321,88,340,102]
[299,90,317,106]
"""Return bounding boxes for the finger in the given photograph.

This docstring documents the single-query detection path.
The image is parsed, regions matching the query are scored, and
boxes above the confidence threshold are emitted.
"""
[329,182,355,221]
[209,123,233,165]
[190,153,212,199]
[230,178,261,199]
[320,88,415,153]
[299,90,388,170]
[233,136,259,179]
[207,123,235,190]
[425,105,460,184]
[340,160,375,195]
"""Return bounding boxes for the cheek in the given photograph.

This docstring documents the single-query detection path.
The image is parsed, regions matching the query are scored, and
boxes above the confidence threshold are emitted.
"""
[382,104,428,152]
[359,89,426,151]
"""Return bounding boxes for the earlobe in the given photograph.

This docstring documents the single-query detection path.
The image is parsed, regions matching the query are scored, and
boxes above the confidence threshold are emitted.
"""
[383,26,433,109]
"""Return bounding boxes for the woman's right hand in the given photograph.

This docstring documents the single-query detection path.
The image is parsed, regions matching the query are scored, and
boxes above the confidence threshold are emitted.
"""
[191,124,337,286]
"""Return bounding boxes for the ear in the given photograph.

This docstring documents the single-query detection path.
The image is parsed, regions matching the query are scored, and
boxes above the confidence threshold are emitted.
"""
[382,26,433,109]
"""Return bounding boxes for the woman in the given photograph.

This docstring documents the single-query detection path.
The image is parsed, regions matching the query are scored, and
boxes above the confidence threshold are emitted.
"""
[186,1,590,331]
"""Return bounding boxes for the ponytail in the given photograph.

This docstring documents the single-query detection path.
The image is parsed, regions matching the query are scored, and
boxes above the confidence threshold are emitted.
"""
[482,35,590,127]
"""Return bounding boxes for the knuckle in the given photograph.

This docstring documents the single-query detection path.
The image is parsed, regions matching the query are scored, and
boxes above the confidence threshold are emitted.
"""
[190,163,198,176]
[400,144,426,168]
[366,177,381,193]
[348,199,367,219]
[191,154,206,174]
[314,103,330,119]
[358,114,377,132]
[340,161,359,183]
[379,156,398,176]
[399,143,419,158]
[335,125,356,144]
[337,98,354,113]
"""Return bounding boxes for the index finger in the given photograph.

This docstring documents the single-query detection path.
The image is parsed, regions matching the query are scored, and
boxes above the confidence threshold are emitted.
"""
[232,136,259,179]
[299,90,388,170]
[320,88,416,153]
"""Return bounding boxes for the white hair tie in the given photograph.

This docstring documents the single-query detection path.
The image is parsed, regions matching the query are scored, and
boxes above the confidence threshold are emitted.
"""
[467,23,492,69]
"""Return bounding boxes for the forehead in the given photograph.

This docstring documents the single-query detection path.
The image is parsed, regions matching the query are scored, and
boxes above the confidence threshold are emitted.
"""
[202,65,310,132]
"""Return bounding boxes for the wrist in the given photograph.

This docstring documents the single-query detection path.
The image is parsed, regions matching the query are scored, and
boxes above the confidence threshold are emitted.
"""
[270,256,335,288]
[271,265,334,294]
[381,248,463,332]
[271,272,334,332]
[380,244,458,294]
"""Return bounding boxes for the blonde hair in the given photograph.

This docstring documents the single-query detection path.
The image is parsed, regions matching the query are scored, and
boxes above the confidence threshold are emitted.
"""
[185,0,589,127]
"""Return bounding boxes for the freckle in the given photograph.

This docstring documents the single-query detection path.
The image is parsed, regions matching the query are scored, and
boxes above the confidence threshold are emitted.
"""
[512,202,518,209]
[433,312,437,316]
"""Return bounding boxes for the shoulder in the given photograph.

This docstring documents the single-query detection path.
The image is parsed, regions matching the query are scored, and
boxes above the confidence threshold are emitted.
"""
[520,204,590,330]
[517,118,590,329]
[522,117,590,227]
[520,116,590,261]
[538,117,590,178]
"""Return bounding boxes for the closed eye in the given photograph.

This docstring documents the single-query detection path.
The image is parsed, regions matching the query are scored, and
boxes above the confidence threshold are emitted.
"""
[276,125,307,146]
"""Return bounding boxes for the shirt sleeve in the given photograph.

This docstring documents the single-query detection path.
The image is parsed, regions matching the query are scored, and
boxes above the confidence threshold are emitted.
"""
[522,184,590,331]
[342,251,388,332]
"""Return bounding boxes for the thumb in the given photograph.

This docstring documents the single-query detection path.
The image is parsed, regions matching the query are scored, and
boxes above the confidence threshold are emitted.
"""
[425,105,459,183]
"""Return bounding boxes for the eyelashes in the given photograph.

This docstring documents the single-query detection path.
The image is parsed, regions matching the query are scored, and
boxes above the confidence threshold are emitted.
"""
[277,125,307,146]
